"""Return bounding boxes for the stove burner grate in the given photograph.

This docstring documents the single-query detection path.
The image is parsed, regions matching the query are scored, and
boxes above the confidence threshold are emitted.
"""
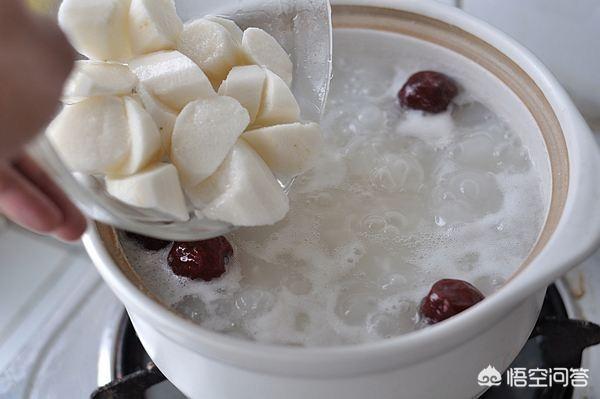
[483,285,600,398]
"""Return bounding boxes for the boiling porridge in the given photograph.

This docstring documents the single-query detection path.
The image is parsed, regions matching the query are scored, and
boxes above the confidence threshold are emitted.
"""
[120,29,546,346]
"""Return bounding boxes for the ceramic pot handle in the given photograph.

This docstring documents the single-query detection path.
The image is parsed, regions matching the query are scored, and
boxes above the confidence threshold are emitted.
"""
[526,111,600,291]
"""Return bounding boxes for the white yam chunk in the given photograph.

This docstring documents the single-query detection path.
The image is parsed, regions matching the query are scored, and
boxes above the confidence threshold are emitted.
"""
[177,19,243,86]
[253,69,300,127]
[242,122,322,179]
[46,96,130,174]
[106,163,189,221]
[58,0,132,61]
[171,96,249,186]
[117,97,163,175]
[242,27,293,86]
[129,0,183,55]
[129,50,215,111]
[189,140,289,226]
[63,61,137,102]
[218,65,266,123]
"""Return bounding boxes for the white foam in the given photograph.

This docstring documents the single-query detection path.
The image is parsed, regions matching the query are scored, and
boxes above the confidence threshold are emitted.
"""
[396,110,455,148]
[120,29,546,347]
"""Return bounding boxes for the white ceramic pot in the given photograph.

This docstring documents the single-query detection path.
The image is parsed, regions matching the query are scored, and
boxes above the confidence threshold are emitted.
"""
[83,1,600,398]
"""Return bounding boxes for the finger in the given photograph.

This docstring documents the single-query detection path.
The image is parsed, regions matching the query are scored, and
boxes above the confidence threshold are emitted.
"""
[0,10,75,160]
[0,163,63,233]
[23,17,76,141]
[53,213,88,242]
[1,0,26,29]
[14,154,87,241]
[32,14,76,82]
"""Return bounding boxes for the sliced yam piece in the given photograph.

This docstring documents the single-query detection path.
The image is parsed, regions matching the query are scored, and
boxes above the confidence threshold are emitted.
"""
[129,0,183,55]
[135,84,177,150]
[242,122,322,180]
[171,96,250,186]
[188,141,289,226]
[177,19,243,87]
[117,97,163,175]
[106,163,189,221]
[205,15,243,44]
[46,96,129,174]
[129,50,215,111]
[253,69,300,127]
[62,61,137,102]
[242,27,293,86]
[218,65,266,123]
[58,0,131,61]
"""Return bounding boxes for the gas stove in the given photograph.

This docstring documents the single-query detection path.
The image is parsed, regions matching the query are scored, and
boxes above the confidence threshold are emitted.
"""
[1,247,600,399]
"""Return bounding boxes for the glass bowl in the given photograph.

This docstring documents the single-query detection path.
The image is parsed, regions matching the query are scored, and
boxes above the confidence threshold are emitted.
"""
[29,0,332,240]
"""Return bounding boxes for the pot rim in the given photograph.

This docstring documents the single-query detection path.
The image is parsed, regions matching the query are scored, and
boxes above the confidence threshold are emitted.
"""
[84,0,600,377]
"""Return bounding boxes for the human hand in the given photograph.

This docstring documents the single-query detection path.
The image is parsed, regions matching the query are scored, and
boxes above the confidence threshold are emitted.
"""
[0,0,86,240]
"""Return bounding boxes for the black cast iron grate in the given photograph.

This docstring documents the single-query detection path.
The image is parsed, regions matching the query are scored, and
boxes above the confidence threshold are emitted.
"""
[91,285,600,399]
[483,285,600,399]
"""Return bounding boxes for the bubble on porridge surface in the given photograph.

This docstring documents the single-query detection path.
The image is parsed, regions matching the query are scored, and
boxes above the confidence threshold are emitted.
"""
[432,170,503,224]
[173,295,207,323]
[294,151,347,193]
[345,139,382,179]
[369,153,425,194]
[397,137,439,174]
[119,30,545,347]
[379,273,409,291]
[452,133,498,170]
[455,251,480,272]
[349,61,396,100]
[234,289,276,318]
[452,101,498,128]
[320,216,356,252]
[321,107,360,149]
[357,104,385,130]
[283,271,313,295]
[358,214,387,235]
[473,275,506,296]
[367,299,417,339]
[335,284,379,326]
[494,136,532,174]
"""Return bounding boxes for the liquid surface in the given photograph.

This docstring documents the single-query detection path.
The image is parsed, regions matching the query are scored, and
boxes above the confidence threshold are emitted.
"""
[121,29,546,346]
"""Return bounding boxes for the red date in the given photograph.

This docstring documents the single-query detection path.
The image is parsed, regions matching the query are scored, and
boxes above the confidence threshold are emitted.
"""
[398,71,458,114]
[419,279,484,323]
[167,237,233,281]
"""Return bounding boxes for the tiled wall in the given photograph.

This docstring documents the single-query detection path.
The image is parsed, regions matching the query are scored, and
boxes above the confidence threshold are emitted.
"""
[461,0,600,130]
[436,0,600,129]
